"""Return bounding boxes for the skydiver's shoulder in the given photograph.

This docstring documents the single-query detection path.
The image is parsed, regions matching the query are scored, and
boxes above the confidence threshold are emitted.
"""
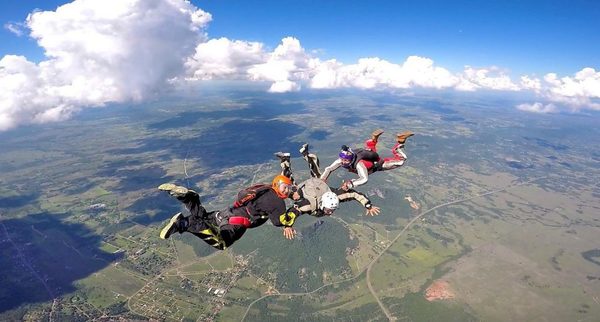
[255,189,286,209]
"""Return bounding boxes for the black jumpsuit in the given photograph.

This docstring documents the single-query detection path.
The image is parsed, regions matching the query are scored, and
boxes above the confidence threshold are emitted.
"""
[175,188,299,250]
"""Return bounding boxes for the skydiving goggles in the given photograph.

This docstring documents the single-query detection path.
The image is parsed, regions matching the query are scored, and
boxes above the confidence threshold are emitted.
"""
[340,158,352,166]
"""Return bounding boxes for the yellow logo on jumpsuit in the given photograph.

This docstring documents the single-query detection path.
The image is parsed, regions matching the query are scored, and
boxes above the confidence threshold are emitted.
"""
[279,211,296,226]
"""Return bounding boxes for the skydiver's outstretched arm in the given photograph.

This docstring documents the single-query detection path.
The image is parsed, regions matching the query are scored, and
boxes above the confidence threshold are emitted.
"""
[320,159,342,182]
[343,162,369,190]
[292,198,315,215]
[331,187,380,216]
[268,206,302,240]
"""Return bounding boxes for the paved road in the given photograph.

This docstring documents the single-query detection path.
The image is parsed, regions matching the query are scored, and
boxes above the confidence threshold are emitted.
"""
[365,177,545,320]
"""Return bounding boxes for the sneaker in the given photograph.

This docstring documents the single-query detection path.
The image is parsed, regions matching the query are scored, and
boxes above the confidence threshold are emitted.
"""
[396,131,414,144]
[371,129,384,142]
[158,183,189,198]
[160,212,184,239]
[299,143,309,156]
[274,152,291,161]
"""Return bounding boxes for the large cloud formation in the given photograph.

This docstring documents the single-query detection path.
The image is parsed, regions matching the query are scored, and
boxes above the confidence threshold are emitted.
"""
[183,35,599,114]
[1,0,599,131]
[0,0,210,131]
[184,38,519,93]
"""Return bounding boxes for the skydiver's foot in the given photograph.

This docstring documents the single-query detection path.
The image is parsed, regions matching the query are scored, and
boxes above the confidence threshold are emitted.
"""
[274,152,291,162]
[160,212,185,239]
[371,129,384,142]
[396,131,414,144]
[158,183,190,198]
[299,143,309,156]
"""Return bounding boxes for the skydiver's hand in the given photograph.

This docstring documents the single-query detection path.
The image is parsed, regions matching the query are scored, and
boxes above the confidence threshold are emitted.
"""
[283,227,296,240]
[366,206,381,216]
[341,180,352,191]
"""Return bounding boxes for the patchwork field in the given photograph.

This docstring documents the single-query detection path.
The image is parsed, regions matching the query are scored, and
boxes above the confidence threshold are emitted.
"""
[2,91,599,321]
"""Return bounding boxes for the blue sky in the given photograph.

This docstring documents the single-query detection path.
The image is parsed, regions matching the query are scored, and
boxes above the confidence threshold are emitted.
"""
[2,0,599,75]
[0,0,599,130]
[0,1,65,61]
[198,0,600,76]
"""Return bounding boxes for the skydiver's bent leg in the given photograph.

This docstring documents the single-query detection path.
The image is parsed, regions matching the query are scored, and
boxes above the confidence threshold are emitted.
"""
[158,183,244,250]
[380,143,407,171]
[365,139,378,152]
[356,147,383,172]
[186,209,247,250]
[365,129,384,151]
[305,153,321,178]
[158,183,207,217]
[361,149,381,162]
[300,143,322,178]
[184,210,223,249]
[176,189,208,218]
[381,157,405,170]
[212,223,246,249]
[275,152,295,184]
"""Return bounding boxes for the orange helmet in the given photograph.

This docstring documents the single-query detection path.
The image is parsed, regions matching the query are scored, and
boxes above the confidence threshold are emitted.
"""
[271,175,293,199]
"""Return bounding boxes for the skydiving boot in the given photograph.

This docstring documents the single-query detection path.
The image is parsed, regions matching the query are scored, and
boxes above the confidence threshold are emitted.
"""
[299,143,309,157]
[160,212,187,239]
[274,152,291,162]
[158,183,191,199]
[371,129,384,143]
[396,131,414,144]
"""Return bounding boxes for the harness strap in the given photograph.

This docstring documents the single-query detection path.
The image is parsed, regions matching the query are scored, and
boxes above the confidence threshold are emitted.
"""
[233,194,255,207]
[229,216,252,228]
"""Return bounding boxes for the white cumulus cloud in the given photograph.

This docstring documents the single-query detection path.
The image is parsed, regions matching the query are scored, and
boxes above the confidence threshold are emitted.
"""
[516,68,600,113]
[185,37,266,80]
[516,102,558,113]
[184,36,314,92]
[308,56,460,90]
[457,66,520,91]
[2,0,600,130]
[545,68,600,99]
[0,0,210,131]
[4,22,26,36]
[247,37,314,92]
[519,75,542,92]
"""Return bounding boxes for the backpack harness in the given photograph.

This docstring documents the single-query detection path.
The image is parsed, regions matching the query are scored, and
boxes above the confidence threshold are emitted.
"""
[221,184,272,228]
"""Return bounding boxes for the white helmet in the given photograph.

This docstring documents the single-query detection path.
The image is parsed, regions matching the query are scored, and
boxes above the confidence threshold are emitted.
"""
[319,191,339,214]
